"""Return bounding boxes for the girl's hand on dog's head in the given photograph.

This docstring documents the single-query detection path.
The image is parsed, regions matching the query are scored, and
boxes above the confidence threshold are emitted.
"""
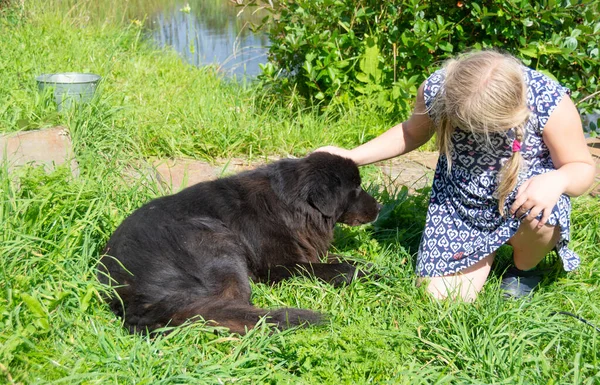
[313,146,353,159]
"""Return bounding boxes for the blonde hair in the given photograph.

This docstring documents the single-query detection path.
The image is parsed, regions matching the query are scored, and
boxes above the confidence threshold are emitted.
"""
[430,50,530,216]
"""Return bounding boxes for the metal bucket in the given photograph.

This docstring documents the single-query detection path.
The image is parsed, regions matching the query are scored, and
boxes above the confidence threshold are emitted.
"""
[36,73,101,111]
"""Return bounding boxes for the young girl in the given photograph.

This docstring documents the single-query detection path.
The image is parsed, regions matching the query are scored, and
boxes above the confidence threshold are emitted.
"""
[316,50,595,301]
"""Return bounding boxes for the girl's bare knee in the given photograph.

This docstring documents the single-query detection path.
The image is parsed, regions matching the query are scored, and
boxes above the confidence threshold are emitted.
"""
[510,223,560,270]
[417,276,479,302]
[416,253,494,302]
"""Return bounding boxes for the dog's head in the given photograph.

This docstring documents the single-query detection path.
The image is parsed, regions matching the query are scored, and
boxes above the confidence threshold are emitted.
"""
[272,152,381,226]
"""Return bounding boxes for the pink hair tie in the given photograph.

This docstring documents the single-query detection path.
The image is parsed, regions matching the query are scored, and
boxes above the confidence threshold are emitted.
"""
[512,139,522,152]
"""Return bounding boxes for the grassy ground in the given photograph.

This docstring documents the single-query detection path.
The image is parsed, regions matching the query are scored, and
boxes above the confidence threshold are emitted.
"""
[1,2,600,384]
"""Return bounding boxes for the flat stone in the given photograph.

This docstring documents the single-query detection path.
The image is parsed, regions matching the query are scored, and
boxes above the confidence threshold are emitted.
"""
[376,160,433,190]
[5,126,595,198]
[587,137,600,197]
[376,151,438,190]
[149,153,439,194]
[587,137,600,158]
[590,172,600,198]
[0,126,79,176]
[151,156,281,193]
[402,151,439,170]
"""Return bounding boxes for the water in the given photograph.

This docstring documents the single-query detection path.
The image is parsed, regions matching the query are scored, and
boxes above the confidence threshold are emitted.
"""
[145,1,270,78]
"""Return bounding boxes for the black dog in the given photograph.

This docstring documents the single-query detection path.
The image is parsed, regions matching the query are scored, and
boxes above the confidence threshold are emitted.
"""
[98,152,380,334]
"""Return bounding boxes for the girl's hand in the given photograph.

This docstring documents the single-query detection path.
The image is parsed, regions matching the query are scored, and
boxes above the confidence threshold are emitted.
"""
[509,170,568,227]
[313,146,353,159]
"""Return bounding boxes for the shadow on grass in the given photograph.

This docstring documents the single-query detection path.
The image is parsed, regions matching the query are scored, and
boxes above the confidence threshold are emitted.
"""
[331,181,430,270]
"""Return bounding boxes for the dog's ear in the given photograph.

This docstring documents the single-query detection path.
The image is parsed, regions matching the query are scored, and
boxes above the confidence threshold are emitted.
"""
[270,157,341,217]
[301,164,342,217]
[302,153,354,217]
[306,183,338,217]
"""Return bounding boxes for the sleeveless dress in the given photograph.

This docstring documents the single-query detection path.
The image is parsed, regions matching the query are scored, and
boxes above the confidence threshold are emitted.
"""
[416,67,579,277]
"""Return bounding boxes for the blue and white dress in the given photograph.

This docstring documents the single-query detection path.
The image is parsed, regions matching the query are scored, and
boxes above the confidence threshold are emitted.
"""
[416,67,579,277]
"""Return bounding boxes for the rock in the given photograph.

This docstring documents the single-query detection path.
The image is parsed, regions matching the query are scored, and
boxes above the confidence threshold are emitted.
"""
[0,126,79,177]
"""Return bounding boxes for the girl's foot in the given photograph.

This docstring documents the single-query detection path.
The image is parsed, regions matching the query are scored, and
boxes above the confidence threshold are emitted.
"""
[500,266,547,298]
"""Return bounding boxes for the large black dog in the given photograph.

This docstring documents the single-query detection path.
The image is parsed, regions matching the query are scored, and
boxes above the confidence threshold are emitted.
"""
[98,152,380,334]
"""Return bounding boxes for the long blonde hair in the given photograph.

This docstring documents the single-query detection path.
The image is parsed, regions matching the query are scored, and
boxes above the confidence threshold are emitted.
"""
[430,50,530,216]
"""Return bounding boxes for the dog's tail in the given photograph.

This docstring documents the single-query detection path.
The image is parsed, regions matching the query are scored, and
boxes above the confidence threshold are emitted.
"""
[171,298,325,334]
[125,297,324,335]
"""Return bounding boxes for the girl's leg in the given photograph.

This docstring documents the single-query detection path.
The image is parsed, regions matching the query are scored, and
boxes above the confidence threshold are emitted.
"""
[416,252,496,302]
[417,220,560,302]
[501,220,561,297]
[508,219,561,270]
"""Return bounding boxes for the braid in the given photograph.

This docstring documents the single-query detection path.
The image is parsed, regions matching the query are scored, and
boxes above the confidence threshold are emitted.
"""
[436,114,456,173]
[432,60,458,172]
[496,124,525,216]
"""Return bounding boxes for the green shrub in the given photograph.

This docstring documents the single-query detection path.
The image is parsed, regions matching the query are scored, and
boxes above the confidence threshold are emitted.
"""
[243,0,600,127]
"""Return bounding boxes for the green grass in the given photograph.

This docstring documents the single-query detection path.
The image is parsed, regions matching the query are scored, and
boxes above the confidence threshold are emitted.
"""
[1,2,600,384]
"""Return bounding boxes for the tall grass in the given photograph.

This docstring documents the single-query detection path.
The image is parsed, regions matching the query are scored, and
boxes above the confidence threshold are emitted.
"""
[1,2,599,384]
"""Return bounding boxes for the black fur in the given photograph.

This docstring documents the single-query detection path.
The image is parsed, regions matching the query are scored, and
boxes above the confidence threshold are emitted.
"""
[98,152,381,334]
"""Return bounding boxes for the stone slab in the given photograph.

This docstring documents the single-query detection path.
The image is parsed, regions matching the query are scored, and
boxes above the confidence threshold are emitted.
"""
[150,152,439,194]
[375,151,438,190]
[376,160,434,190]
[587,137,600,158]
[587,137,600,197]
[402,151,439,170]
[5,126,590,198]
[0,126,79,176]
[151,156,281,193]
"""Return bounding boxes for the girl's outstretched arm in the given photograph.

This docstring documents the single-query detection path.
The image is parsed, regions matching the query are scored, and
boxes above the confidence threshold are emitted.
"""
[315,83,435,166]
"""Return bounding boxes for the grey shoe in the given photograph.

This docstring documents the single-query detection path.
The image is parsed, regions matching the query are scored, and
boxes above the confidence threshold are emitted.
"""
[501,266,546,299]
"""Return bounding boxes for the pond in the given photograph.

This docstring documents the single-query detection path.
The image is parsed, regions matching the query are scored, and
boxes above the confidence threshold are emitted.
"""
[130,0,270,78]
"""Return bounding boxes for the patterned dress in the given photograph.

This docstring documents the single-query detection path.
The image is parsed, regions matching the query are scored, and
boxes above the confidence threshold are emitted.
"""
[416,67,579,277]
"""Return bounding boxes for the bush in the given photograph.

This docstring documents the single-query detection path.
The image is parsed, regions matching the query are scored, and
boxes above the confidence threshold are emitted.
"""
[242,0,600,127]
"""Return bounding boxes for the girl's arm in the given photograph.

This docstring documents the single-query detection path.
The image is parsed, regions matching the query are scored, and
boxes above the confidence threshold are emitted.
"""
[543,96,596,196]
[315,82,435,166]
[510,95,595,226]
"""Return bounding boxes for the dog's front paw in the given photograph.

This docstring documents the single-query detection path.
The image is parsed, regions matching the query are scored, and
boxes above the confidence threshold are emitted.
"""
[354,264,383,282]
[329,263,381,286]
